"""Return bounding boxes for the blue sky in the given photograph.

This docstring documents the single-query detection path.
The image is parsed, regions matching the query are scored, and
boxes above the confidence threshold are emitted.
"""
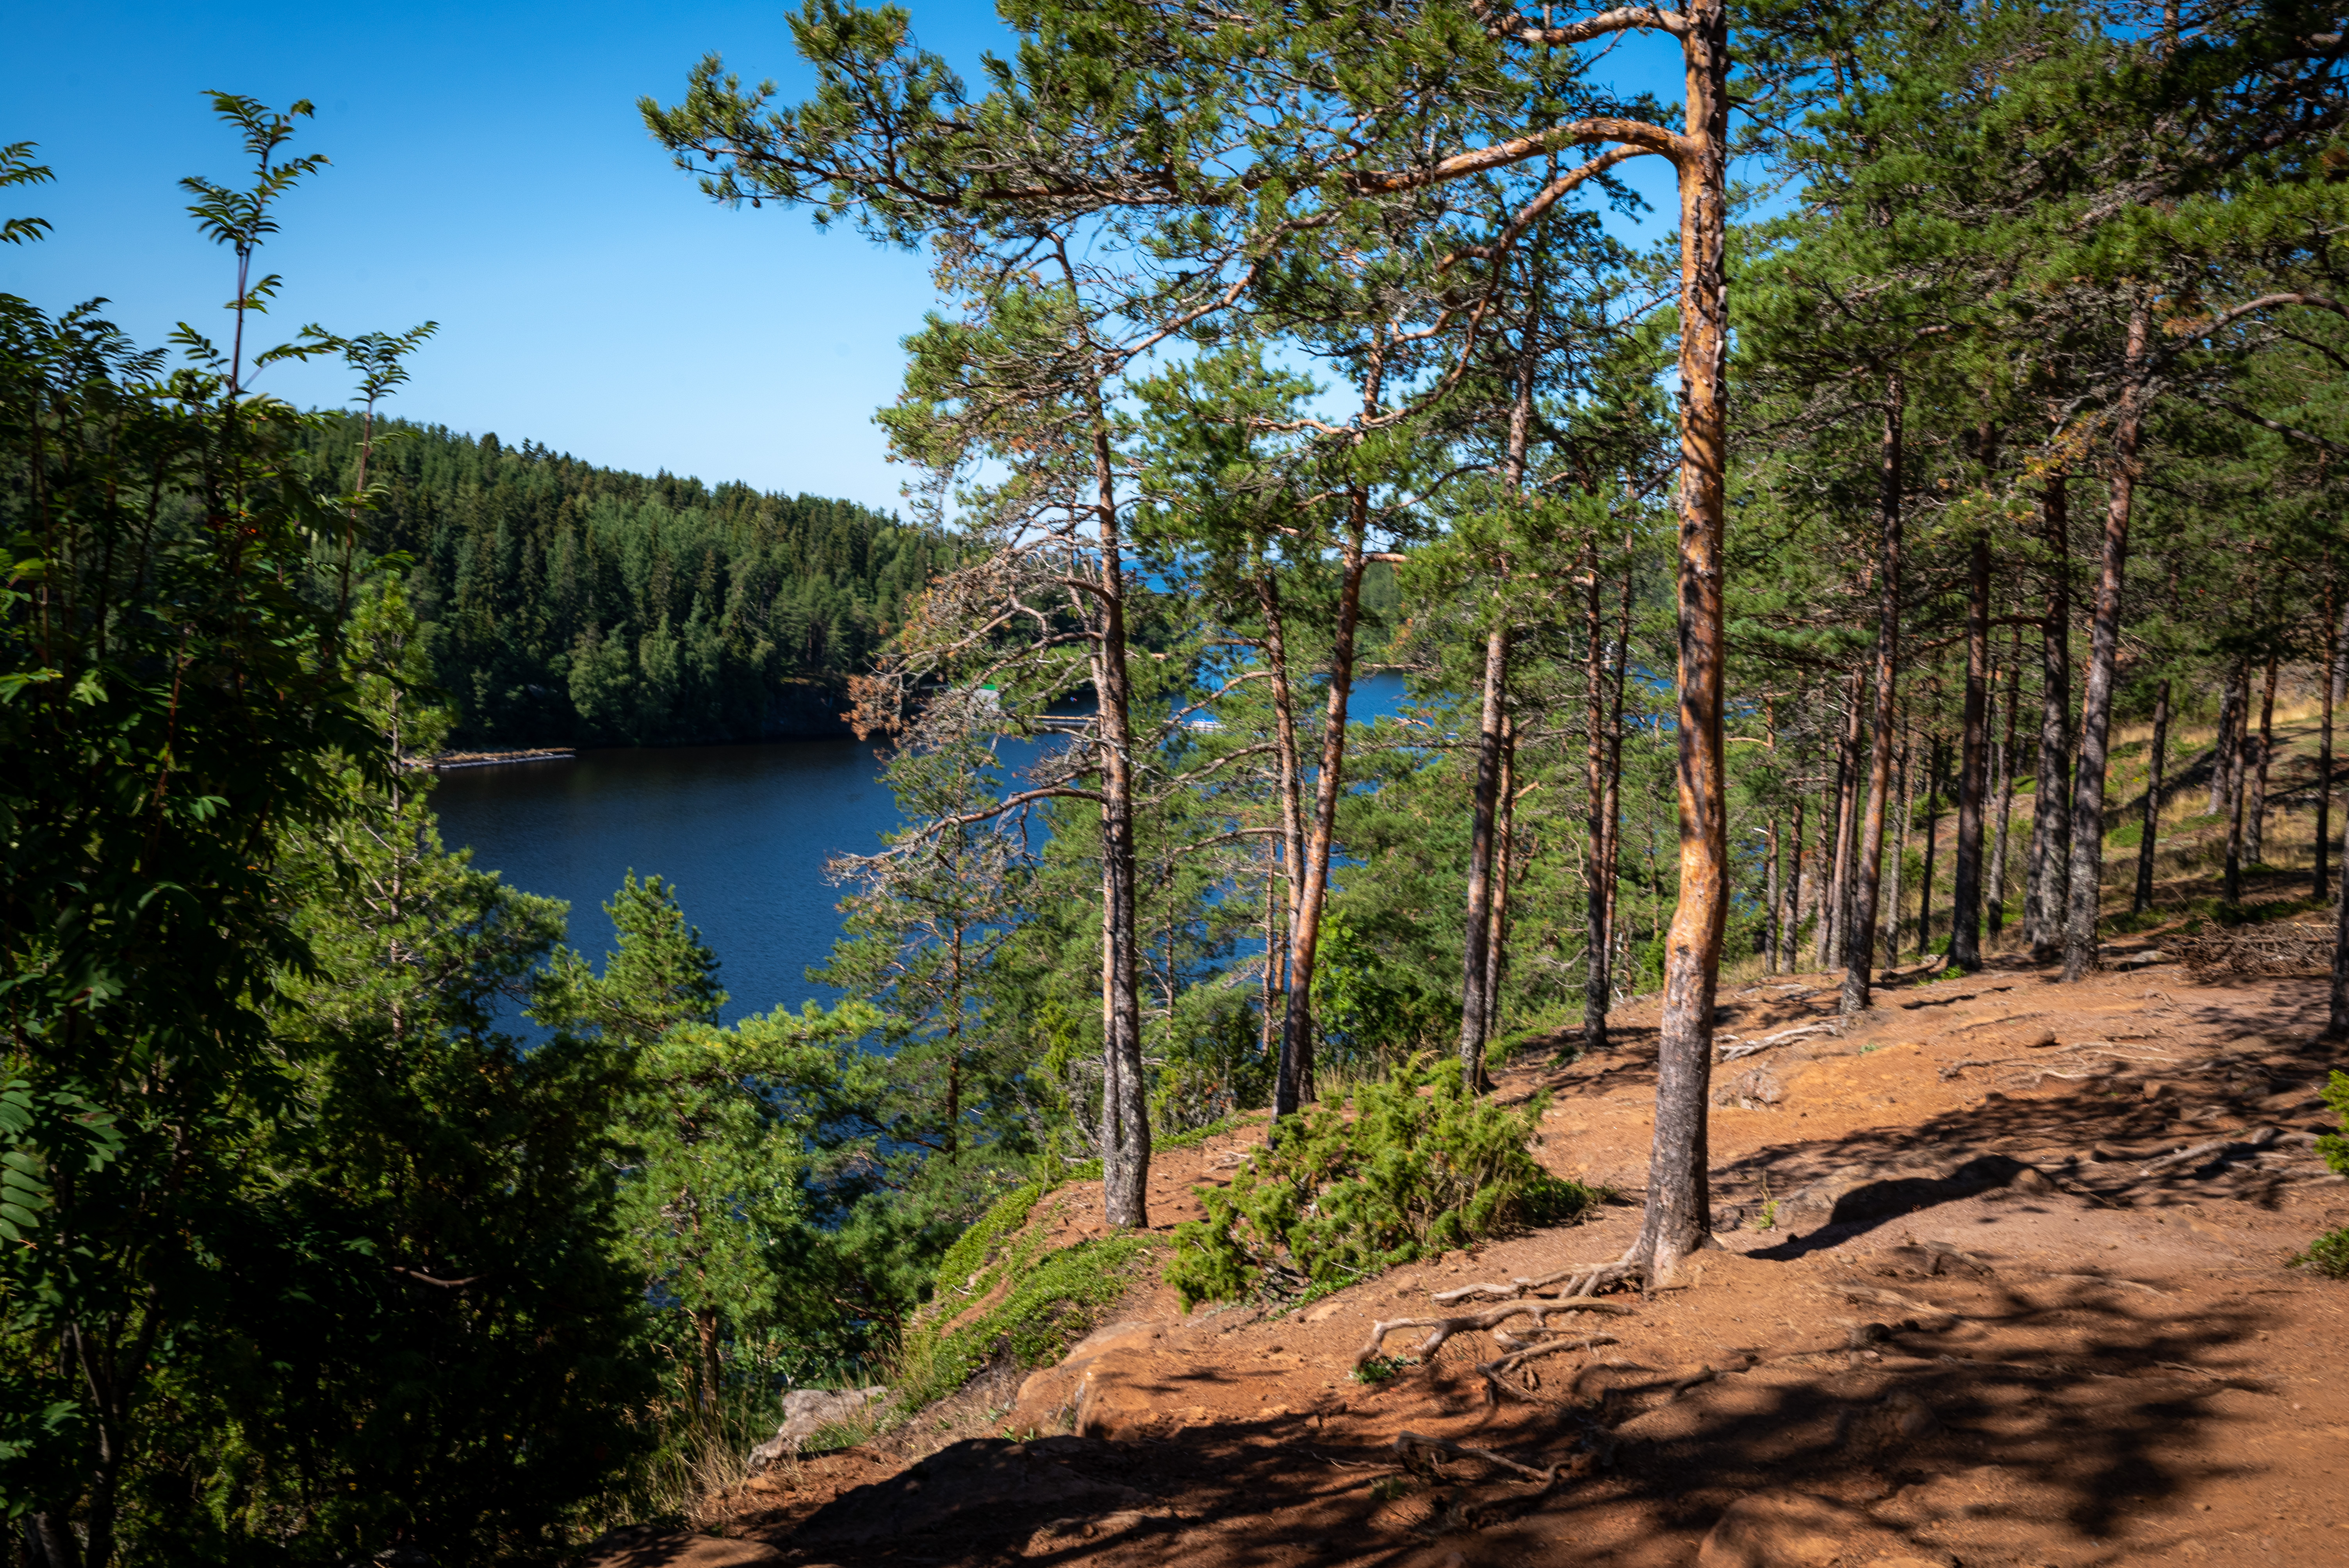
[7,2,1684,514]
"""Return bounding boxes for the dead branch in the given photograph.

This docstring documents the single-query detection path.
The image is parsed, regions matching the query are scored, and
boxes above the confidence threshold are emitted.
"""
[1839,1285,1959,1331]
[1392,1430,1571,1486]
[2139,1125,2279,1177]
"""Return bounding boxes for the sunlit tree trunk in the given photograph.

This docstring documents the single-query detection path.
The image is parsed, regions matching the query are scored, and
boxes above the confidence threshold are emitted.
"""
[2133,679,2170,914]
[1842,372,1905,1017]
[1883,725,1911,966]
[2244,655,2278,868]
[1989,629,2022,938]
[1820,672,1864,968]
[2223,660,2252,905]
[1459,624,1511,1081]
[2063,301,2151,980]
[2321,576,2338,903]
[1950,530,1992,969]
[1782,788,1805,972]
[1583,550,1614,1052]
[1630,0,1732,1285]
[1274,470,1372,1117]
[2026,476,2072,961]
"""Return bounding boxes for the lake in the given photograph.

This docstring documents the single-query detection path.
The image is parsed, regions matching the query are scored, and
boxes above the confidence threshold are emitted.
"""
[433,672,1410,1023]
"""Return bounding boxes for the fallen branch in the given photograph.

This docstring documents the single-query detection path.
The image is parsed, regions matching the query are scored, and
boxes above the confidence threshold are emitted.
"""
[2139,1125,2279,1177]
[1472,1334,1622,1407]
[1393,1430,1572,1485]
[1355,1299,1634,1368]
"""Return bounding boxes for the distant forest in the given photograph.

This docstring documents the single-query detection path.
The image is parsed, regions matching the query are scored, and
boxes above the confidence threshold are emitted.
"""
[299,416,951,748]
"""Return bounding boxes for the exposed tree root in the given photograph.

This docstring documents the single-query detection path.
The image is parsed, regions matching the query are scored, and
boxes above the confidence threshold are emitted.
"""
[1839,1285,1960,1331]
[1471,1333,1622,1409]
[2139,1126,2278,1176]
[1392,1430,1590,1486]
[1353,1300,1633,1369]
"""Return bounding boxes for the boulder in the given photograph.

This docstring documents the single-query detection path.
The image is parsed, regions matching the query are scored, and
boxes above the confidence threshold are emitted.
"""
[1714,1066,1792,1110]
[745,1386,890,1473]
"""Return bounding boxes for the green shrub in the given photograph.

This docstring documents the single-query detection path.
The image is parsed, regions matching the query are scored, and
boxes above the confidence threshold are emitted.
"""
[2318,1070,2349,1177]
[2292,1228,2349,1280]
[2288,1073,2349,1281]
[1166,1055,1599,1309]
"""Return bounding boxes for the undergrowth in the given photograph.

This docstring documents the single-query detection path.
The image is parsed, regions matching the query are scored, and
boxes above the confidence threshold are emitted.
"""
[1166,1054,1599,1309]
[2292,1073,2349,1281]
[894,1181,1154,1410]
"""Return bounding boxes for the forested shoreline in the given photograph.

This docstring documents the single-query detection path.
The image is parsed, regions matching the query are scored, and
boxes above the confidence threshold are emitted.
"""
[294,415,946,749]
[11,4,2349,1564]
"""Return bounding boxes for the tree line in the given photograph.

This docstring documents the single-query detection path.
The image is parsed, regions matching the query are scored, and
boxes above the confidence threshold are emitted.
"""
[293,413,949,749]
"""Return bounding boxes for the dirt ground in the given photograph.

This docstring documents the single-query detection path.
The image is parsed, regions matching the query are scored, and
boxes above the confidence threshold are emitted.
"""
[586,948,2349,1568]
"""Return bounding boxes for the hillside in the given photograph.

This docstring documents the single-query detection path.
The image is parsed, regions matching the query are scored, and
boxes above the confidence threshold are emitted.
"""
[297,417,949,750]
[589,935,2349,1568]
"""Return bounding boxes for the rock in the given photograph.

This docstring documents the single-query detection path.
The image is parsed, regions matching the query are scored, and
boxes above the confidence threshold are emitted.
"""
[1073,1348,1181,1441]
[1697,1489,1941,1568]
[579,1525,791,1566]
[2024,1029,2061,1049]
[2112,948,2168,969]
[745,1386,891,1472]
[1062,1320,1161,1362]
[1302,1297,1349,1323]
[1714,1066,1791,1109]
[1882,1389,1940,1440]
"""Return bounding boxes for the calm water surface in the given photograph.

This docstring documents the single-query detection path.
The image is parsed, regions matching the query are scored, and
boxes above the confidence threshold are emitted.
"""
[432,673,1409,1024]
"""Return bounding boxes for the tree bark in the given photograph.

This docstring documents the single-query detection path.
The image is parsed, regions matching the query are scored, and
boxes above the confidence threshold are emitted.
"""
[1582,550,1613,1053]
[1628,0,1731,1287]
[1483,718,1517,1054]
[1459,624,1510,1081]
[2133,679,2170,914]
[1782,788,1805,972]
[2245,654,2278,868]
[2062,299,2151,980]
[2322,575,2339,904]
[1882,724,1911,967]
[1920,736,1944,957]
[2209,674,2242,817]
[1274,479,1371,1118]
[2222,661,2251,904]
[1254,568,1308,1006]
[1841,372,1905,1017]
[1764,803,1782,975]
[1602,550,1631,1007]
[1950,529,1992,969]
[1989,628,2022,937]
[1819,671,1865,968]
[1088,426,1151,1227]
[2026,475,2072,962]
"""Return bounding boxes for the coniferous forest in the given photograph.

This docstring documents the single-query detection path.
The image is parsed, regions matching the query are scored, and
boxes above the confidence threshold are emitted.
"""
[292,417,945,748]
[10,4,2349,1564]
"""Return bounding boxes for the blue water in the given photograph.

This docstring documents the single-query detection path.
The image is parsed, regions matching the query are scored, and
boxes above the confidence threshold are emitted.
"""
[431,672,1409,1023]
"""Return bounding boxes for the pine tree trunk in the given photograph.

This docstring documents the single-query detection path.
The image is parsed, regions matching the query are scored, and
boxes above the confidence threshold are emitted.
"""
[1629,0,1731,1286]
[1882,725,1911,968]
[1782,789,1805,972]
[1950,531,1992,969]
[1089,431,1150,1228]
[1820,671,1864,968]
[2026,476,2072,962]
[1274,487,1370,1117]
[1842,372,1905,1017]
[2061,301,2151,980]
[2245,655,2278,868]
[1255,569,1308,984]
[2223,661,2251,905]
[1602,552,1631,1006]
[1583,553,1613,1053]
[1459,625,1510,1081]
[1483,718,1516,1054]
[2322,576,2338,904]
[1920,737,1943,957]
[2133,679,2170,914]
[2210,676,2242,817]
[1989,630,2022,937]
[1764,804,1782,976]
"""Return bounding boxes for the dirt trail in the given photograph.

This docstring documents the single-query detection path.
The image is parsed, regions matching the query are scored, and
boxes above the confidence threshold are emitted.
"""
[590,953,2349,1568]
